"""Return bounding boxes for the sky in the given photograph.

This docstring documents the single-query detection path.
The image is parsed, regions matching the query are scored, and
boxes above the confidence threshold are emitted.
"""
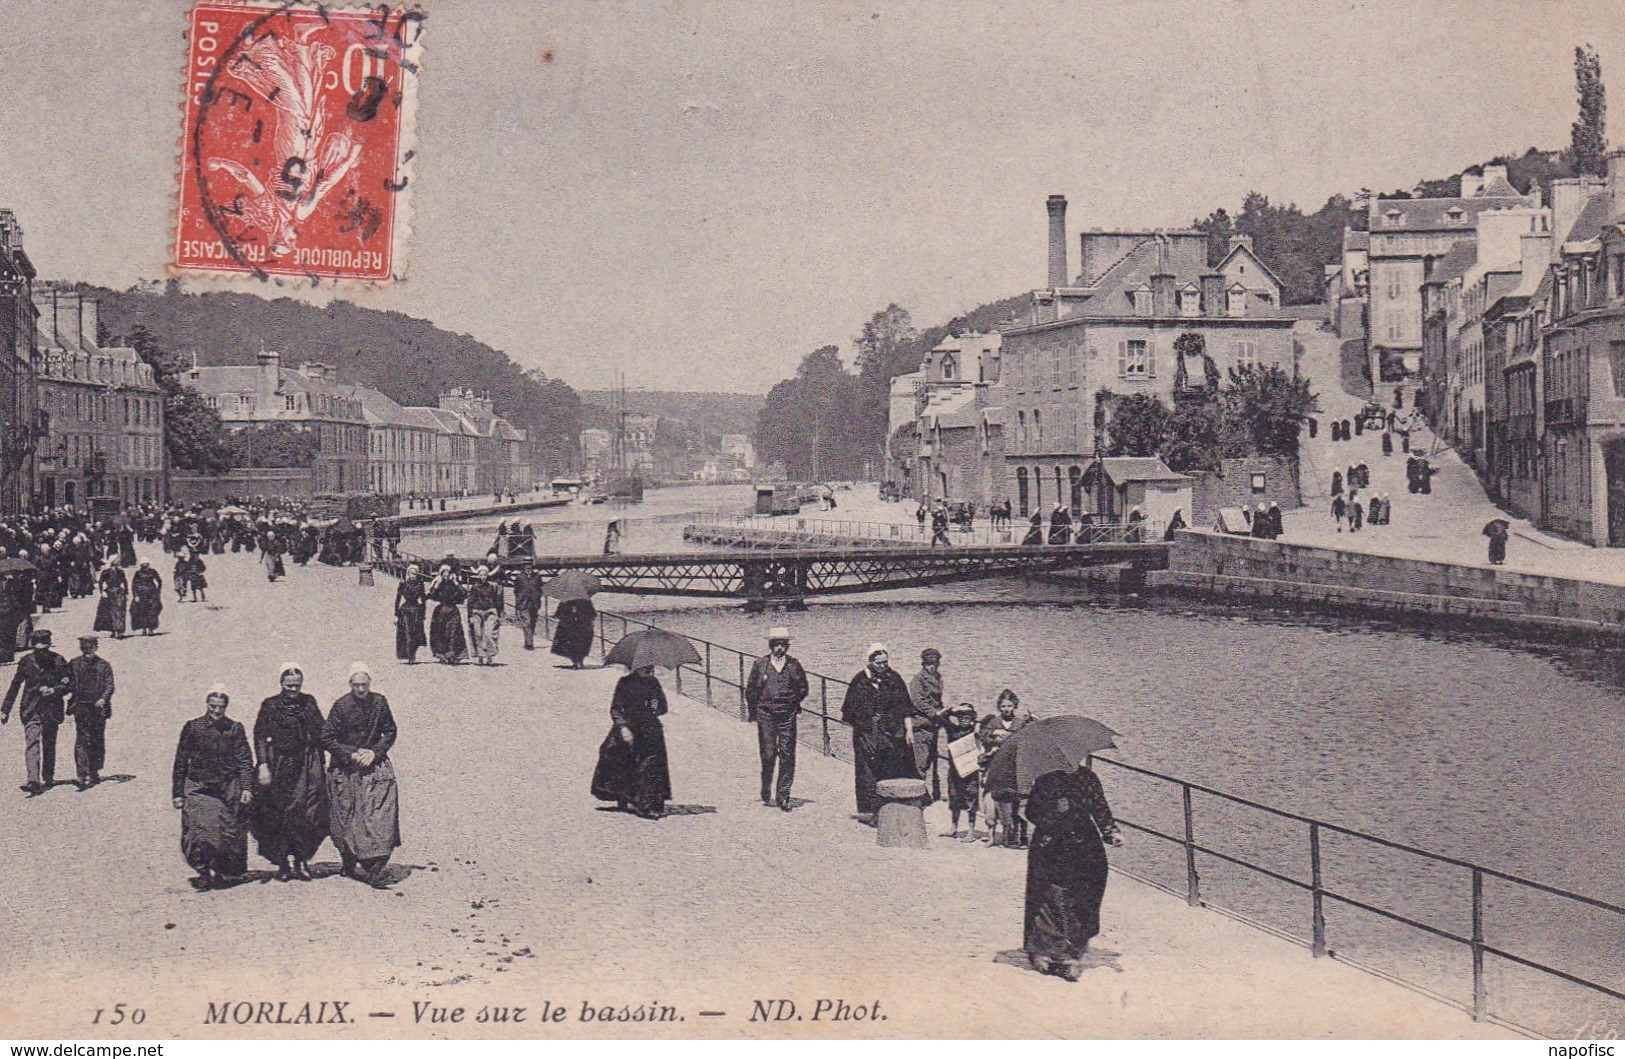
[1,0,1622,394]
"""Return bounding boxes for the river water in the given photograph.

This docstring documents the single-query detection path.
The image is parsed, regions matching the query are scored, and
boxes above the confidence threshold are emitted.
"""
[408,484,1624,1033]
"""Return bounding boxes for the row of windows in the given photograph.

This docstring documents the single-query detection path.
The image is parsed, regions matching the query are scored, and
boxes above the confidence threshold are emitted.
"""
[1008,338,1264,392]
[1128,288,1251,317]
[43,389,160,428]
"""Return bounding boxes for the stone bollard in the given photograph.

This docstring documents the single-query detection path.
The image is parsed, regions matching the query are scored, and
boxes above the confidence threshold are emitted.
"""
[875,778,929,848]
[357,562,374,586]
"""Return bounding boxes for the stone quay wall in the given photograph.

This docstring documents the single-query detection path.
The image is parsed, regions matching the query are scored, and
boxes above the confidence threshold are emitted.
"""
[1149,528,1625,633]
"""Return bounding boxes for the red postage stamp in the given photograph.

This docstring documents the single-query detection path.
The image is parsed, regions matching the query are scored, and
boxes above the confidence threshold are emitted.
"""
[173,1,424,283]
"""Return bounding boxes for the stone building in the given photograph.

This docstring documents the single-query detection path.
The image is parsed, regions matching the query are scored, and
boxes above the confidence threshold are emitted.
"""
[437,389,529,493]
[358,387,438,496]
[32,287,165,509]
[1536,151,1625,545]
[0,210,38,514]
[910,331,1005,506]
[186,353,369,493]
[1366,166,1534,386]
[998,195,1298,518]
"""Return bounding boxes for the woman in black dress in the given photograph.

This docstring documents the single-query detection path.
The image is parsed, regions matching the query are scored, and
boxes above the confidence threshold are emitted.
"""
[550,596,596,669]
[394,564,427,663]
[1024,764,1122,980]
[590,664,671,819]
[426,565,468,664]
[129,560,163,634]
[93,561,128,640]
[171,685,254,890]
[251,665,329,882]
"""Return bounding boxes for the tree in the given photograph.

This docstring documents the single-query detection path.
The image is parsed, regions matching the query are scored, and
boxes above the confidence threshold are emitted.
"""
[109,322,236,474]
[224,425,318,468]
[1572,44,1607,178]
[1104,394,1170,458]
[850,304,920,470]
[1221,365,1318,457]
[1162,401,1222,474]
[165,390,235,473]
[755,345,865,480]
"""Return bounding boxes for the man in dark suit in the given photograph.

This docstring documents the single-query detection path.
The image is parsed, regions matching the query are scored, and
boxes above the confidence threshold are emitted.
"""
[510,559,545,651]
[745,627,809,812]
[1,629,74,794]
[68,635,115,789]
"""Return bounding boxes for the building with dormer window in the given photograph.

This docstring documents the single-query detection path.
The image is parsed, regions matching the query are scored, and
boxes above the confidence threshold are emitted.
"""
[1000,196,1297,518]
[32,286,164,509]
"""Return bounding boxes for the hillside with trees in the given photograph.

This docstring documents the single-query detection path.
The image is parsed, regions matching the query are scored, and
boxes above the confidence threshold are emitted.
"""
[88,286,584,470]
[754,44,1607,480]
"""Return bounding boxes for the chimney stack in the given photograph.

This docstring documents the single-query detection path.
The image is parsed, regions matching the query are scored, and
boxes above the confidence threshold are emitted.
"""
[1520,231,1553,289]
[1459,169,1483,198]
[1483,163,1510,191]
[1551,176,1607,241]
[1046,195,1068,288]
[256,350,281,408]
[80,298,99,351]
[1610,148,1625,223]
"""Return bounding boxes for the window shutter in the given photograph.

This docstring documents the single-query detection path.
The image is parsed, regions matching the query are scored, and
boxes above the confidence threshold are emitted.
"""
[1118,341,1127,378]
[1147,339,1156,378]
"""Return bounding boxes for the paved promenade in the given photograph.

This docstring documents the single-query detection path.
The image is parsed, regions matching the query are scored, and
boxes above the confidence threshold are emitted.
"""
[0,552,1511,1039]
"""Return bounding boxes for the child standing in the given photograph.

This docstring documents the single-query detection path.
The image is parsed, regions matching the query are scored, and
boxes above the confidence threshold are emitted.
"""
[940,703,982,840]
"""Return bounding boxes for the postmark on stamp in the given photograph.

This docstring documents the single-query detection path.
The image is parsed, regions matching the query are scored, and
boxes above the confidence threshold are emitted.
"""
[173,1,424,283]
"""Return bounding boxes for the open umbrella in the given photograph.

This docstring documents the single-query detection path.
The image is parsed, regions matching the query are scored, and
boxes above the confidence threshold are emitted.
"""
[603,629,701,671]
[1482,519,1510,537]
[0,557,36,573]
[982,714,1118,798]
[544,570,601,602]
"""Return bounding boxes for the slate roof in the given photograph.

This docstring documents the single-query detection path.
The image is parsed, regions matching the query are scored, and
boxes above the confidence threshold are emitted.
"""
[1371,194,1527,234]
[1101,456,1188,483]
[1423,241,1478,286]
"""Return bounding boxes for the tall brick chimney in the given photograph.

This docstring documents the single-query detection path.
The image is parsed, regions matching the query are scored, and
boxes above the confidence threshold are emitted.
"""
[1046,195,1068,288]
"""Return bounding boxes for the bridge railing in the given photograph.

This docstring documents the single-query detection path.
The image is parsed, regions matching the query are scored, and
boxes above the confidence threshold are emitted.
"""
[691,513,1163,547]
[377,557,1618,1033]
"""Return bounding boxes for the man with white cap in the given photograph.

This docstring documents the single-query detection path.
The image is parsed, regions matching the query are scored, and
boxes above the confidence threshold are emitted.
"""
[745,626,808,811]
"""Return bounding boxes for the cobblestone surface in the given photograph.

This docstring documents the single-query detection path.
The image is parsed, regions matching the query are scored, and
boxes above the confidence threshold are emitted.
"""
[0,552,1511,1038]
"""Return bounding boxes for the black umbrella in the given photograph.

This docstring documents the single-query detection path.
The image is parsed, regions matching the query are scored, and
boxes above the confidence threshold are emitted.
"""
[1482,519,1510,537]
[0,557,37,573]
[603,629,701,671]
[544,570,601,602]
[982,715,1118,798]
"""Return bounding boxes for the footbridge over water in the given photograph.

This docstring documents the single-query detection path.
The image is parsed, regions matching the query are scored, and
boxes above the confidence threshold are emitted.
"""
[389,531,1169,608]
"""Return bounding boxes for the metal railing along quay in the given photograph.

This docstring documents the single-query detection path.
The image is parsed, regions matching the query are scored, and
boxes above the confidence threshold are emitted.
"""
[370,553,1621,1035]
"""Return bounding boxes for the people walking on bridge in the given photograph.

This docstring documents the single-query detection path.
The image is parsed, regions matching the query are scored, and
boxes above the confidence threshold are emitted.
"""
[1024,762,1121,981]
[510,559,544,651]
[591,663,672,821]
[602,520,623,555]
[930,505,951,547]
[251,665,328,883]
[1048,504,1072,544]
[130,560,163,635]
[67,636,114,790]
[2,629,73,795]
[323,663,402,888]
[1021,512,1044,546]
[394,565,427,664]
[427,565,469,664]
[466,565,504,665]
[171,685,253,890]
[907,648,946,801]
[745,627,808,812]
[93,561,127,640]
[839,644,916,825]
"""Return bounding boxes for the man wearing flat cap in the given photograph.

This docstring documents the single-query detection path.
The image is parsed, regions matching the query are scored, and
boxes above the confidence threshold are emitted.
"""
[745,627,808,811]
[68,635,115,789]
[908,648,947,803]
[1,629,73,794]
